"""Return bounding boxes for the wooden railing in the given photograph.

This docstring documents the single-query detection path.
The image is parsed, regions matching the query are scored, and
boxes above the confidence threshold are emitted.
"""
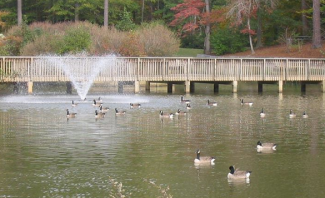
[1,56,325,82]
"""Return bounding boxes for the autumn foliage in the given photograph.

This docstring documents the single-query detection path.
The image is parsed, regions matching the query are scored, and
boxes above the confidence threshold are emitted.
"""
[0,21,180,56]
[169,0,225,36]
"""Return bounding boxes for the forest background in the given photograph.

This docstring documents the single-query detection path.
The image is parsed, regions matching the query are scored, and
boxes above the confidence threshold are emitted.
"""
[0,0,324,57]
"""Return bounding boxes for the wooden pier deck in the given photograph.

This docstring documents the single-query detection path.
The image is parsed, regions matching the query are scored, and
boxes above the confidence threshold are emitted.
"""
[1,56,325,93]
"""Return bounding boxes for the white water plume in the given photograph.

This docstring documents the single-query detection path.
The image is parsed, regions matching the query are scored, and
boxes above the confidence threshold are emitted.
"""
[35,54,118,100]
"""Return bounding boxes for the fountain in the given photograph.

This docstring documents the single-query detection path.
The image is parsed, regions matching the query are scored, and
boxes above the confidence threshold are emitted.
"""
[36,54,118,100]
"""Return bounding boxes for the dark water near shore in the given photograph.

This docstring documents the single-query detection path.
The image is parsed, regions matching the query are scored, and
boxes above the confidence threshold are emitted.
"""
[1,84,325,197]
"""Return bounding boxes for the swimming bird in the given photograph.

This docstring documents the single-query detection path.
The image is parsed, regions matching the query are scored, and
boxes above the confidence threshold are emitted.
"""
[99,105,109,113]
[302,111,308,118]
[92,99,102,107]
[96,97,102,103]
[240,99,253,106]
[289,109,296,118]
[227,166,251,179]
[115,108,126,115]
[159,110,174,118]
[260,108,266,118]
[66,109,77,118]
[186,104,192,110]
[175,109,186,115]
[71,100,78,107]
[194,149,215,165]
[180,96,191,104]
[257,141,277,150]
[130,103,141,109]
[207,100,217,106]
[95,110,105,118]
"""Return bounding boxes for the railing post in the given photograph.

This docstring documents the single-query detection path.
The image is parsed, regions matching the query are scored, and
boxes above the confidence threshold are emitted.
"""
[263,59,265,81]
[187,58,190,81]
[162,58,165,81]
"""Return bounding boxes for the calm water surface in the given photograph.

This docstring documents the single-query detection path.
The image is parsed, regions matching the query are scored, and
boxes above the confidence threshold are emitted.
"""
[1,90,325,197]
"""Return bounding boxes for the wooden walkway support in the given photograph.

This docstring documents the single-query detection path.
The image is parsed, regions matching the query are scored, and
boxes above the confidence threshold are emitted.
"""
[1,56,325,94]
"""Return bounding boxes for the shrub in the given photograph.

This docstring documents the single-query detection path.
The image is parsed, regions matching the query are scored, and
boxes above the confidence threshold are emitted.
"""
[138,22,180,56]
[211,27,249,55]
[57,26,91,55]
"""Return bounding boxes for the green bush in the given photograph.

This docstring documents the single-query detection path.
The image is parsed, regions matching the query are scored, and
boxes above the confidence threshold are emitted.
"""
[58,26,91,54]
[211,27,249,55]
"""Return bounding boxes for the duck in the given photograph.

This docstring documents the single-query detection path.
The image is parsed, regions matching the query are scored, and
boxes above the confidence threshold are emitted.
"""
[227,166,251,179]
[95,110,105,118]
[186,104,192,110]
[92,99,102,107]
[71,100,78,107]
[115,108,126,115]
[175,109,186,115]
[302,111,308,118]
[99,105,109,113]
[240,99,253,106]
[130,103,141,109]
[260,108,266,118]
[66,109,77,118]
[180,96,191,104]
[289,109,296,118]
[207,100,217,106]
[257,141,277,150]
[194,149,215,165]
[159,110,174,118]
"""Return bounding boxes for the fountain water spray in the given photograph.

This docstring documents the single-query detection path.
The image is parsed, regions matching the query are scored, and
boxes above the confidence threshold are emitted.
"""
[35,54,118,100]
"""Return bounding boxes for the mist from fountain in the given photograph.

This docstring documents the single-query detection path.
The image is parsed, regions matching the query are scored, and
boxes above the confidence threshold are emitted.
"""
[37,54,117,100]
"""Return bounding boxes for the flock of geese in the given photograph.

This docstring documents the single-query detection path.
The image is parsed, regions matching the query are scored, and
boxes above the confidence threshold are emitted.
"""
[66,97,141,119]
[66,95,306,181]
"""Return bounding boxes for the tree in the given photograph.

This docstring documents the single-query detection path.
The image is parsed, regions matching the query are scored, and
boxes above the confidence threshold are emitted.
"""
[204,0,211,54]
[104,0,109,27]
[17,0,22,25]
[227,0,277,54]
[312,0,322,48]
[170,0,211,53]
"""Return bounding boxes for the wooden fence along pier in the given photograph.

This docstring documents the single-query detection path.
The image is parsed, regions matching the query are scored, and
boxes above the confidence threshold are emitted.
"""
[1,56,325,94]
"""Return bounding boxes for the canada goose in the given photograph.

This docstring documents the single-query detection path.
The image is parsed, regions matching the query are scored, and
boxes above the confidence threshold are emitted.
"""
[159,110,174,118]
[71,100,78,107]
[260,108,266,118]
[95,110,105,118]
[302,111,308,118]
[289,109,296,118]
[227,166,251,179]
[66,109,77,118]
[175,109,186,115]
[240,99,253,106]
[115,108,126,115]
[207,100,217,106]
[180,96,191,104]
[96,97,102,103]
[99,105,109,113]
[257,141,277,150]
[130,103,141,109]
[92,99,101,107]
[186,104,192,110]
[194,149,215,165]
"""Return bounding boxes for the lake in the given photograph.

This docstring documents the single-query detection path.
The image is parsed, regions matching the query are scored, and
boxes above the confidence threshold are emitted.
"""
[1,84,325,197]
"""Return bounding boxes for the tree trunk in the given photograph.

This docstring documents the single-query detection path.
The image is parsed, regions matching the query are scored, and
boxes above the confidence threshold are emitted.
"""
[255,9,263,48]
[17,0,22,26]
[247,17,255,54]
[302,0,308,35]
[141,0,145,23]
[312,0,322,48]
[75,3,79,22]
[204,0,211,55]
[104,0,109,27]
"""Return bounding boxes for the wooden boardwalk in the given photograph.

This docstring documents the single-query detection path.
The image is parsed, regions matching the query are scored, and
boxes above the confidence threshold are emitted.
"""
[1,56,325,93]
